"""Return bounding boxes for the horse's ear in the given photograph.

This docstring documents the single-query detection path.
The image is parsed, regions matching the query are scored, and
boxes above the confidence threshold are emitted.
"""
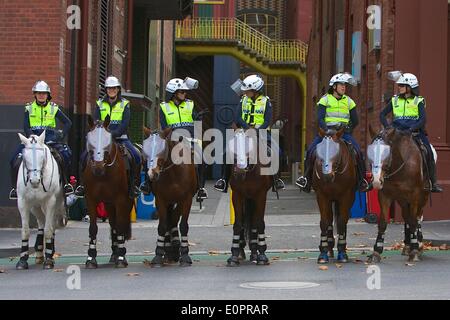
[369,124,379,140]
[38,130,46,144]
[318,127,326,138]
[143,126,152,138]
[161,127,172,139]
[18,133,28,145]
[103,115,110,129]
[87,115,95,130]
[336,127,345,139]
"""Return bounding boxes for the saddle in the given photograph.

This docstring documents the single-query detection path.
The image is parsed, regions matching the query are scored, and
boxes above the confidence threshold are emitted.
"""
[412,135,430,180]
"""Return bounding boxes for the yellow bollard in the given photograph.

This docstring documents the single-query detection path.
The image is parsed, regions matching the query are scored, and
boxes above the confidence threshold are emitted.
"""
[230,188,235,225]
[130,199,137,223]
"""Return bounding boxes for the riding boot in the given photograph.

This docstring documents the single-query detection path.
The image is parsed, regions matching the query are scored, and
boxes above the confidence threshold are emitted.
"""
[196,163,208,200]
[139,168,152,195]
[214,164,232,193]
[128,159,140,198]
[74,153,87,198]
[428,154,443,193]
[9,156,22,200]
[356,153,371,192]
[296,155,313,193]
[272,171,285,191]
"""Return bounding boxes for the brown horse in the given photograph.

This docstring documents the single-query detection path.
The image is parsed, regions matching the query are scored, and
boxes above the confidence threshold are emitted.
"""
[142,127,198,267]
[227,129,272,266]
[313,127,357,264]
[83,116,134,268]
[367,127,430,263]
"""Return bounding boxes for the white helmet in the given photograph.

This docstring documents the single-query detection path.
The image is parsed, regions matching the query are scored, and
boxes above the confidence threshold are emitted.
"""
[166,78,190,94]
[241,74,264,91]
[396,73,419,88]
[32,80,51,93]
[105,76,121,88]
[329,73,357,86]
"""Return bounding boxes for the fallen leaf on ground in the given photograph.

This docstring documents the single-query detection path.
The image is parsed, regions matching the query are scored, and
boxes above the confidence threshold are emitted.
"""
[53,253,62,258]
[0,269,7,274]
[143,251,151,254]
[208,250,221,255]
[127,273,140,277]
[271,256,280,261]
[335,264,343,269]
[439,244,449,250]
[352,232,367,236]
[318,266,328,271]
[53,269,64,272]
[405,263,415,267]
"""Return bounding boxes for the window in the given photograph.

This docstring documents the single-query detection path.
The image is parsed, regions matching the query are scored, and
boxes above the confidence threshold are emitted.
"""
[237,13,278,39]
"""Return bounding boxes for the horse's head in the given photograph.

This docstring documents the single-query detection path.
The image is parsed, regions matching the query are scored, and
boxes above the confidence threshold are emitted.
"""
[142,127,171,181]
[316,126,345,182]
[86,115,113,176]
[19,131,49,188]
[227,128,257,174]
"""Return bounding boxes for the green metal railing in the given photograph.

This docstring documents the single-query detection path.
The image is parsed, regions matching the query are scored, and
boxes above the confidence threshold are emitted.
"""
[175,18,308,64]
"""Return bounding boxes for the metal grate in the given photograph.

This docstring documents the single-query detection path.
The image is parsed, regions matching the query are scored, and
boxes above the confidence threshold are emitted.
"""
[99,0,110,98]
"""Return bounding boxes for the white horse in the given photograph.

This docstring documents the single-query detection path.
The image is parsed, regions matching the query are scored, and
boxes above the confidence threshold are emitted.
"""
[15,131,65,270]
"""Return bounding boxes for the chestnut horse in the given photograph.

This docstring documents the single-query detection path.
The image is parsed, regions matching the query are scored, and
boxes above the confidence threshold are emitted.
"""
[83,116,135,268]
[142,127,198,267]
[227,129,272,266]
[312,127,358,264]
[367,127,430,263]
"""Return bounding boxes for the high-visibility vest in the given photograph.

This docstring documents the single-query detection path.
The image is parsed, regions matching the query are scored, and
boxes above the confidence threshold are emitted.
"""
[98,98,129,124]
[160,100,194,128]
[241,95,268,126]
[26,101,58,130]
[392,95,424,121]
[318,93,356,126]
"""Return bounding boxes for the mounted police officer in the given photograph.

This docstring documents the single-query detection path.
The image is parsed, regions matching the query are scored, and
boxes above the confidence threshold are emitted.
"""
[213,74,285,193]
[296,73,371,193]
[141,77,208,201]
[381,71,442,193]
[74,76,141,198]
[9,80,73,200]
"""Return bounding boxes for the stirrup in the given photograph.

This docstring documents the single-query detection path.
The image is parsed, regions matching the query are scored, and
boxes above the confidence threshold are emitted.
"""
[74,185,85,198]
[213,179,227,192]
[139,181,151,195]
[197,188,208,200]
[64,184,75,195]
[9,189,17,200]
[296,176,307,188]
[275,178,285,190]
[431,183,443,193]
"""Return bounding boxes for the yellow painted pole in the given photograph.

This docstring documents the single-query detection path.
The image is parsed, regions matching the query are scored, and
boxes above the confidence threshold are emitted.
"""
[130,199,137,223]
[230,188,235,225]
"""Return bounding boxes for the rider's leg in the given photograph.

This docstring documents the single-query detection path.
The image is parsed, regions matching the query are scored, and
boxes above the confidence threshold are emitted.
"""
[296,135,322,192]
[420,133,443,193]
[196,162,208,200]
[55,144,74,195]
[342,133,371,192]
[9,144,24,200]
[74,151,88,197]
[123,140,142,197]
[214,151,232,192]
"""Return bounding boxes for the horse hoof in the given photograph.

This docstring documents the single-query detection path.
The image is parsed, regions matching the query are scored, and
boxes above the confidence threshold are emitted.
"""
[16,260,29,270]
[115,257,128,268]
[238,249,246,261]
[337,252,349,263]
[179,254,192,267]
[256,254,270,266]
[43,259,55,270]
[151,255,164,267]
[85,258,98,269]
[317,252,329,264]
[401,246,411,256]
[109,254,118,264]
[227,256,240,267]
[367,252,381,264]
[249,253,258,263]
[35,256,44,265]
[408,250,420,263]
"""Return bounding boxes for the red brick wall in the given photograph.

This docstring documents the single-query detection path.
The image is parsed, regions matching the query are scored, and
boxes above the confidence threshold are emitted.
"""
[0,0,68,106]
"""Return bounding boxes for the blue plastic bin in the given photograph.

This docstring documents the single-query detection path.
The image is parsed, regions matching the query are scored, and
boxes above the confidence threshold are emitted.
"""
[350,191,367,218]
[136,172,157,220]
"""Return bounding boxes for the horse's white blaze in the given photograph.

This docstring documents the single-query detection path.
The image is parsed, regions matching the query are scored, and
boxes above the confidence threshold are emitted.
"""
[367,139,390,190]
[236,131,247,169]
[94,126,104,162]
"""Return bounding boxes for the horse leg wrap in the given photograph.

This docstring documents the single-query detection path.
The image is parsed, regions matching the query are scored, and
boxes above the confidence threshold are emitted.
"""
[180,236,189,256]
[337,234,347,252]
[45,238,53,259]
[257,234,267,254]
[410,231,419,251]
[374,234,385,254]
[116,235,126,257]
[88,239,97,258]
[34,229,44,254]
[327,226,335,249]
[164,231,171,248]
[417,223,423,243]
[319,235,328,252]
[155,236,165,256]
[171,227,180,243]
[20,240,29,260]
